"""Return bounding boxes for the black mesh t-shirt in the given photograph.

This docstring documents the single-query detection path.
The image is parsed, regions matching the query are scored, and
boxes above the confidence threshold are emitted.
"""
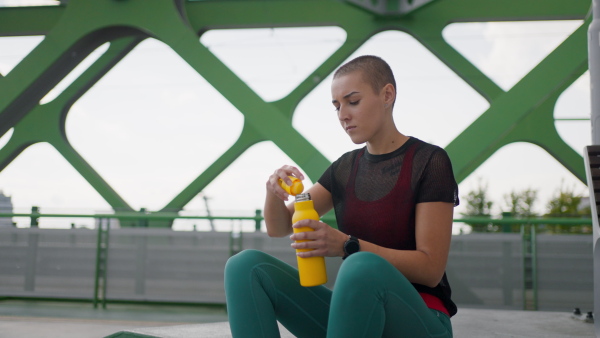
[318,137,459,221]
[318,137,459,316]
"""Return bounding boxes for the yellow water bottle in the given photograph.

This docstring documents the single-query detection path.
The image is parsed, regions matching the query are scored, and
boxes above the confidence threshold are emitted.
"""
[278,176,304,196]
[292,192,327,287]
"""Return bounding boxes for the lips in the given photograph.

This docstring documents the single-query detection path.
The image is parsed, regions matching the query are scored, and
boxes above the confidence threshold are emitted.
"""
[345,126,356,132]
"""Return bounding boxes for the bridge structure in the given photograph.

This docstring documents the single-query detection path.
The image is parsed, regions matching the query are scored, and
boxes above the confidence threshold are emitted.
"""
[0,0,597,334]
[0,0,591,215]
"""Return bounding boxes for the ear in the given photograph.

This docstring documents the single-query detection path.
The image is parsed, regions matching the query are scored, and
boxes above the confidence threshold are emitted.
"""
[382,83,395,107]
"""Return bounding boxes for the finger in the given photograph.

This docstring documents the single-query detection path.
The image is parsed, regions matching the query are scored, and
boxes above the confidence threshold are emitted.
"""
[267,173,290,201]
[290,231,310,242]
[287,166,305,181]
[280,165,305,183]
[296,250,316,258]
[291,237,321,250]
[292,219,319,230]
[291,240,311,250]
[296,246,326,258]
[273,180,290,200]
[276,166,296,185]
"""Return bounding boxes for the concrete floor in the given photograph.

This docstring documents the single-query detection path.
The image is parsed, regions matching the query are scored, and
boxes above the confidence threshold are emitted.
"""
[0,300,595,338]
[0,300,227,338]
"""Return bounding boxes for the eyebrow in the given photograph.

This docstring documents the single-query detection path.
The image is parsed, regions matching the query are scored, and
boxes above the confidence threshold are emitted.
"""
[332,91,360,104]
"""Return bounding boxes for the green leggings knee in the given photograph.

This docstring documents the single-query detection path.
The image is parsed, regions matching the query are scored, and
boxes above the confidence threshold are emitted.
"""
[224,249,452,338]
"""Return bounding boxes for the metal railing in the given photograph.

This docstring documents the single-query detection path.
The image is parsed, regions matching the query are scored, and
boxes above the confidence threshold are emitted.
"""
[0,211,593,310]
[455,216,592,310]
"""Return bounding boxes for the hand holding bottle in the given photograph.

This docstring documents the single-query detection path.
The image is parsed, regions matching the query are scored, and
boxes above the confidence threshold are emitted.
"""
[290,219,348,258]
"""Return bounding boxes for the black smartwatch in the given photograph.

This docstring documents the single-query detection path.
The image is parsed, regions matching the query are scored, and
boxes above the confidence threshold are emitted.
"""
[343,235,360,260]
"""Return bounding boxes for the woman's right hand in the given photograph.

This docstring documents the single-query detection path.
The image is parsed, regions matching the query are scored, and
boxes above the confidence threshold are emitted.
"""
[266,165,305,202]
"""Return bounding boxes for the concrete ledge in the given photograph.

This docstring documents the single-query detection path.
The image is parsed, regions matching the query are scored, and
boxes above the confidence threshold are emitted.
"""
[107,308,595,338]
[106,322,294,338]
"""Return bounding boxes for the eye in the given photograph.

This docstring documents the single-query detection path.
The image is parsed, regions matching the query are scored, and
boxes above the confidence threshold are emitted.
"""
[349,100,360,106]
[333,105,340,112]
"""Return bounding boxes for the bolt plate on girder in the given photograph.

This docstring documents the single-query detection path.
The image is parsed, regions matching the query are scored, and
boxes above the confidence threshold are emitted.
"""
[344,0,437,16]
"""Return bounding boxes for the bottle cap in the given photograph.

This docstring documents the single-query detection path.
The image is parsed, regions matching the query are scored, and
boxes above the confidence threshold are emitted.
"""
[278,176,304,196]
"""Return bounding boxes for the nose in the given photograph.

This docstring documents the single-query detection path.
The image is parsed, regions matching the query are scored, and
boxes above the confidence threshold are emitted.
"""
[338,106,350,121]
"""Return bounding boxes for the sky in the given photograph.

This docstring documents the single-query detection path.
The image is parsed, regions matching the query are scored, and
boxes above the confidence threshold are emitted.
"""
[0,1,591,231]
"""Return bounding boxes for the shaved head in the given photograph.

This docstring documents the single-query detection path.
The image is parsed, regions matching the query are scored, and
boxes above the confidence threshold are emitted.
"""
[333,55,396,101]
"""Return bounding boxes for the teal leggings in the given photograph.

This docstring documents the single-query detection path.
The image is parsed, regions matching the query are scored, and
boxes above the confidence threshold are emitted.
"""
[224,250,452,338]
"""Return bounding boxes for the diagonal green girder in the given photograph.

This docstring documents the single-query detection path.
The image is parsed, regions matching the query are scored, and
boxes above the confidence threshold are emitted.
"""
[0,0,592,227]
[0,36,143,211]
[161,28,373,212]
[444,18,590,183]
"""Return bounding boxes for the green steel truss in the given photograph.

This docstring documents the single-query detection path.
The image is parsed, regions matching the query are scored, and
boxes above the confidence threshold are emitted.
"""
[0,0,591,225]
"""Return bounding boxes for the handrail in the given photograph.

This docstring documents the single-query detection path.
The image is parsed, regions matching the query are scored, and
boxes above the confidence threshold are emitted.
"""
[0,212,261,221]
[0,212,593,225]
[453,217,592,225]
[0,212,591,310]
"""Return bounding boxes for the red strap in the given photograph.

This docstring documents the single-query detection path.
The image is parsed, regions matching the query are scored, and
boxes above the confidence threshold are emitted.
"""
[419,292,450,316]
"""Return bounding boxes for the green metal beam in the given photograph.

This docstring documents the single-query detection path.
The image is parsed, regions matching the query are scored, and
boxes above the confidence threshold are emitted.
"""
[445,18,589,183]
[0,36,143,210]
[161,124,264,213]
[409,25,505,102]
[0,0,592,227]
[0,6,64,36]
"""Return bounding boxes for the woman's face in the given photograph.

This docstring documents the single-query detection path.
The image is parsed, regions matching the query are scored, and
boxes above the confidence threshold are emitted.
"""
[331,71,387,145]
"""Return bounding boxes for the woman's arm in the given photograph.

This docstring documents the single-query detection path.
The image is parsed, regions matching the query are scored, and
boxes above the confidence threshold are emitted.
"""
[360,202,453,287]
[305,183,334,217]
[264,187,295,237]
[291,201,454,288]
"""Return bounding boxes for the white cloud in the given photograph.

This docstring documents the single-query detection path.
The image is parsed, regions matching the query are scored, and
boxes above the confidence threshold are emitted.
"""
[444,20,583,91]
[0,0,58,6]
[0,128,13,150]
[480,20,583,91]
[0,36,44,75]
[200,27,346,102]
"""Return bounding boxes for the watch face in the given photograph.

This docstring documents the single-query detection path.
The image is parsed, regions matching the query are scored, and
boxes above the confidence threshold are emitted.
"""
[345,238,360,255]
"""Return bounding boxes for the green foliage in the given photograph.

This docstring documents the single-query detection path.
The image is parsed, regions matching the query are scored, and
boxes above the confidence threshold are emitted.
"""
[501,188,538,232]
[504,188,537,218]
[461,179,494,232]
[543,183,592,234]
[460,180,592,234]
[463,179,493,216]
[546,185,581,216]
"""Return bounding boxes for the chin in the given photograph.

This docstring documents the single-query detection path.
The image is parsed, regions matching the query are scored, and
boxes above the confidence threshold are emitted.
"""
[346,131,367,145]
[349,137,366,145]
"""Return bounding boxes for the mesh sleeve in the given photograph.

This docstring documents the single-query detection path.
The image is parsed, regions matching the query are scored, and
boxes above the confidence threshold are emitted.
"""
[415,148,460,206]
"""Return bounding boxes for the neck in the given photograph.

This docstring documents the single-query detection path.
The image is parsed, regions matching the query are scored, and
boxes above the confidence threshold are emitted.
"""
[366,131,408,155]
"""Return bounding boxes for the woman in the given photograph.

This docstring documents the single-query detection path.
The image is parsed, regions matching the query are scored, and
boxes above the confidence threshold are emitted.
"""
[225,55,458,337]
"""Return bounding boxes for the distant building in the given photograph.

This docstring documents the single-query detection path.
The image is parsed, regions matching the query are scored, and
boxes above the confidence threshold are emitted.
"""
[0,191,14,227]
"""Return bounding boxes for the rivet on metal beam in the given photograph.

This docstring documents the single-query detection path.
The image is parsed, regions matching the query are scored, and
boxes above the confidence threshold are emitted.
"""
[344,0,437,16]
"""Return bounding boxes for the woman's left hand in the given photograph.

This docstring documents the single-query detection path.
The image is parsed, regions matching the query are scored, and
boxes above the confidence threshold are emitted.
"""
[290,219,348,258]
